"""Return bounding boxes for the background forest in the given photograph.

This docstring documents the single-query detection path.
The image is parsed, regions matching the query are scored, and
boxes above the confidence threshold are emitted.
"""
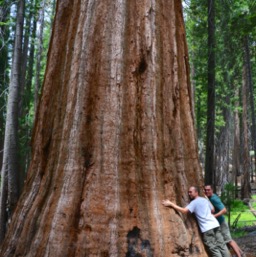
[184,0,256,197]
[0,0,256,240]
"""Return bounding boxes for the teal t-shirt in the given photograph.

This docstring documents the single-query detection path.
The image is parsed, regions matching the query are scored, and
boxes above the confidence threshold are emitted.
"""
[209,194,225,224]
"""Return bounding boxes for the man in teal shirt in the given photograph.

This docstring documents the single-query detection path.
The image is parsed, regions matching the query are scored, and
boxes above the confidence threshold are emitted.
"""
[204,185,243,257]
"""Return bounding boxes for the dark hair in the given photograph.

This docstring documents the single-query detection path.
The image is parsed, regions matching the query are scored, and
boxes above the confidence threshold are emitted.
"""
[204,184,213,189]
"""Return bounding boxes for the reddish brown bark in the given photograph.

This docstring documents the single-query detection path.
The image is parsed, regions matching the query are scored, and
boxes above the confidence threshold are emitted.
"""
[241,62,251,199]
[232,88,240,191]
[0,0,208,256]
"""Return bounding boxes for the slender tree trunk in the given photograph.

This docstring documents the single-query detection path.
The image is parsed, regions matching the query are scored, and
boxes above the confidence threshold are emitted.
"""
[34,0,46,112]
[0,1,207,256]
[241,64,251,199]
[26,1,38,111]
[18,0,33,191]
[232,87,240,196]
[19,0,39,176]
[0,2,11,173]
[244,35,256,183]
[19,0,33,116]
[205,0,216,187]
[0,0,25,242]
[215,105,230,188]
[214,51,232,188]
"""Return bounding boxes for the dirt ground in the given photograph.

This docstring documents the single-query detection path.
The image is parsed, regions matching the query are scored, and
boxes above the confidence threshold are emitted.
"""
[233,233,256,257]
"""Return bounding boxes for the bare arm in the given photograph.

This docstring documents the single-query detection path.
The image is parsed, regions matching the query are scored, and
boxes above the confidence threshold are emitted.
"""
[162,200,189,214]
[214,207,227,218]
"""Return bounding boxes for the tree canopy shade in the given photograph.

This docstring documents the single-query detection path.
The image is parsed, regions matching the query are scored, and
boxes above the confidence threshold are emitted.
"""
[0,0,208,256]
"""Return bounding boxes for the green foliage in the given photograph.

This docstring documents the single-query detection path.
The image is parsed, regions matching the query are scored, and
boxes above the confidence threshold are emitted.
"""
[0,0,56,180]
[220,184,256,229]
[223,194,256,229]
[230,199,248,211]
[184,0,208,140]
[229,210,256,228]
[252,197,256,209]
[183,0,256,186]
[221,183,237,209]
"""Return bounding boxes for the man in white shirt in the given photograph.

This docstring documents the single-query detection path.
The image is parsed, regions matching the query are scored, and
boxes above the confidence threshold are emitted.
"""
[162,186,230,257]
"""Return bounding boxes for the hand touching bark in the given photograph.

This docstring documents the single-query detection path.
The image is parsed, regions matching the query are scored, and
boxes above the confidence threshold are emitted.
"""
[162,200,189,214]
[162,200,174,207]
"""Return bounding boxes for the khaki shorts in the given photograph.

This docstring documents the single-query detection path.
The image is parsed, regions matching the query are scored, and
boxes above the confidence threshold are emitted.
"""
[220,220,232,243]
[203,227,230,257]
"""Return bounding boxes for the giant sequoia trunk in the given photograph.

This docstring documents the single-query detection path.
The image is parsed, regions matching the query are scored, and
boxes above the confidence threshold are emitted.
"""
[0,1,208,256]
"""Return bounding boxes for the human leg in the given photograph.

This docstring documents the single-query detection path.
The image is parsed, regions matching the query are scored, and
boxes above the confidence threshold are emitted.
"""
[203,229,224,257]
[220,221,242,257]
[214,227,231,257]
[228,240,242,257]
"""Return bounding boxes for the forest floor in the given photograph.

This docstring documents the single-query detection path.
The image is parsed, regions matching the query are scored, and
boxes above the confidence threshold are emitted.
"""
[234,232,256,257]
[233,185,256,257]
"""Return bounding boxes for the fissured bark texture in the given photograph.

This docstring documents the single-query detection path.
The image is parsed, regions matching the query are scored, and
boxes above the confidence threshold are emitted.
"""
[1,0,208,256]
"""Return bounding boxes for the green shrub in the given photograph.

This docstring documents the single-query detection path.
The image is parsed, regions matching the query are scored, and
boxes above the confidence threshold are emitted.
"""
[222,189,256,229]
[231,199,248,211]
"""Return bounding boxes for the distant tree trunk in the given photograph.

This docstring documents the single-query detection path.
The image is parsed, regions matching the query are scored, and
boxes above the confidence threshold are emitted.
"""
[19,0,34,116]
[241,64,251,199]
[0,0,25,241]
[0,1,11,173]
[34,0,46,112]
[26,0,38,111]
[18,0,33,191]
[244,35,256,183]
[232,87,240,196]
[215,105,230,189]
[20,2,30,110]
[20,1,39,175]
[0,1,208,256]
[205,0,216,187]
[50,0,56,23]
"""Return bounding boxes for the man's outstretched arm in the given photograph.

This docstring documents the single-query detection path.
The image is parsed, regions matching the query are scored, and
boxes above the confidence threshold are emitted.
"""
[162,200,189,214]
